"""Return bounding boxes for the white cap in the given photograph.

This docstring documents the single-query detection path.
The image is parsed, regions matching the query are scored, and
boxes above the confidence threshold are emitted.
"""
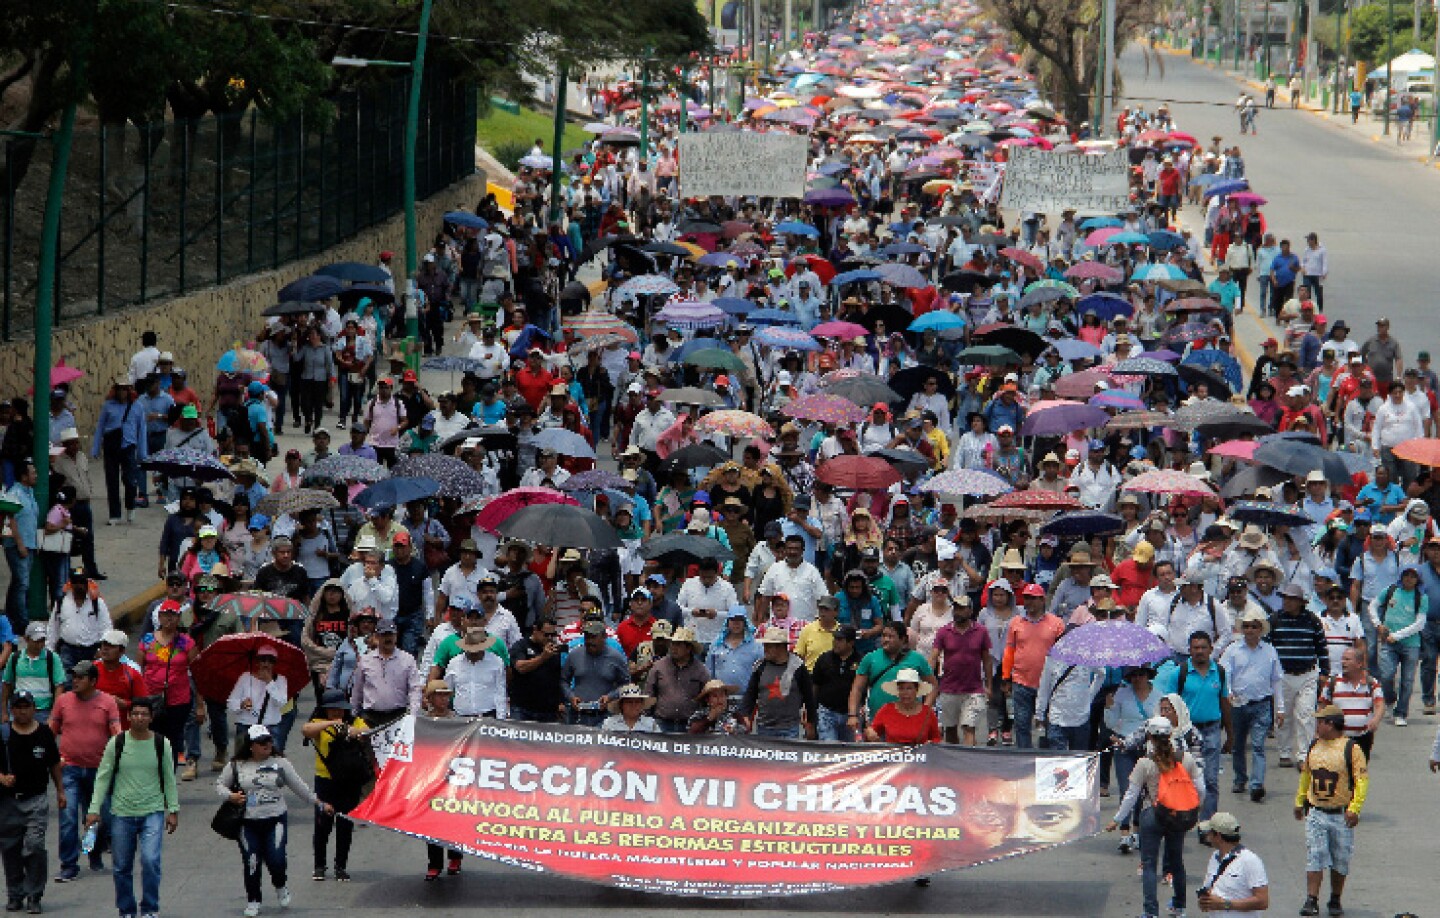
[1145,716,1173,736]
[776,370,794,386]
[935,537,958,561]
[1306,470,1328,484]
[158,351,174,362]
[101,629,129,647]
[1286,384,1308,397]
[247,724,273,741]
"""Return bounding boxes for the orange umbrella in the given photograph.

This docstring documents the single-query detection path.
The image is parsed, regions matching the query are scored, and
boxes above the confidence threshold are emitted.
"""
[1393,438,1440,467]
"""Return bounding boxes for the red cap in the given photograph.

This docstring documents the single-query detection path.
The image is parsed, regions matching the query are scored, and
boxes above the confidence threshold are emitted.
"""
[1261,338,1278,348]
[1021,583,1046,598]
[378,251,394,261]
[402,369,418,383]
[871,402,889,413]
[391,530,411,545]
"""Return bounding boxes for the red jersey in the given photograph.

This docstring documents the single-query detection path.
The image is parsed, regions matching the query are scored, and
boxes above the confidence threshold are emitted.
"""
[514,367,557,410]
[615,616,656,659]
[869,703,940,744]
[94,660,148,730]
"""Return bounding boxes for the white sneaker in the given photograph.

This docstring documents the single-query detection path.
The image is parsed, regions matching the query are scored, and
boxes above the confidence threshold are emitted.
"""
[1394,716,1408,727]
[276,886,291,908]
[243,905,261,918]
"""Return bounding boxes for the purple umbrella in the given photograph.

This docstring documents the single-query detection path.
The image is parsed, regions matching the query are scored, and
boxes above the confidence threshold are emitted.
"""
[559,470,633,492]
[804,187,857,206]
[1138,349,1182,362]
[1020,403,1110,437]
[654,300,726,329]
[1088,390,1146,410]
[1049,622,1172,667]
[874,262,928,288]
[697,252,742,268]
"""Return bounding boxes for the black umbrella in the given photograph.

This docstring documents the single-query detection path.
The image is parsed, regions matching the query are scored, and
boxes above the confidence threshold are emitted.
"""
[661,443,729,472]
[278,275,343,302]
[973,325,1047,358]
[578,233,644,265]
[337,284,395,308]
[262,300,325,317]
[927,215,969,228]
[392,453,488,499]
[888,365,956,400]
[1194,414,1274,441]
[969,232,1010,247]
[677,220,723,234]
[941,270,998,292]
[436,426,516,455]
[871,448,930,473]
[1253,440,1351,484]
[638,532,736,566]
[1178,363,1233,400]
[496,503,623,549]
[1040,511,1125,538]
[853,304,913,334]
[316,262,390,283]
[559,281,592,306]
[821,375,902,406]
[1219,464,1290,499]
[642,241,693,257]
[1226,501,1314,528]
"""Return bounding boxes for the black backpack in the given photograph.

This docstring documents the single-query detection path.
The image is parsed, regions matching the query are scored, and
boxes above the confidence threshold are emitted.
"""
[315,724,375,788]
[105,731,167,803]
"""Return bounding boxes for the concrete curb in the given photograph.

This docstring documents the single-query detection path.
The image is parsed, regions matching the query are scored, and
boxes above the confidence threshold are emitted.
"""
[113,581,165,628]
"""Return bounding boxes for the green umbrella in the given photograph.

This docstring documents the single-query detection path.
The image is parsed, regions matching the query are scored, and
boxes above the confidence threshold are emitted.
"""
[682,350,747,375]
[955,345,1022,366]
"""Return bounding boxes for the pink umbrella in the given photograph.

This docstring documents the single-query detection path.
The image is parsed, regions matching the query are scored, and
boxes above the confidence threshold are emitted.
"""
[1084,227,1123,247]
[1123,469,1215,497]
[812,321,870,340]
[29,358,86,395]
[471,488,578,532]
[1065,262,1124,284]
[1053,366,1116,399]
[1229,192,1268,206]
[1207,440,1260,461]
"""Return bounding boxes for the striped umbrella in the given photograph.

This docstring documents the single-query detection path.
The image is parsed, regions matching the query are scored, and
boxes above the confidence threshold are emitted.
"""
[1024,279,1080,298]
[564,312,638,342]
[989,490,1083,511]
[654,300,727,329]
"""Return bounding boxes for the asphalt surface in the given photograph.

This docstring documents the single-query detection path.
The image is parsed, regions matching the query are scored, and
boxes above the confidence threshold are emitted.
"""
[25,45,1440,918]
[1117,46,1440,357]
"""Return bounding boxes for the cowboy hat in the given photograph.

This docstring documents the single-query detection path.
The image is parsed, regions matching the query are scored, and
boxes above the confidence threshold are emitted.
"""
[880,667,933,698]
[606,684,656,713]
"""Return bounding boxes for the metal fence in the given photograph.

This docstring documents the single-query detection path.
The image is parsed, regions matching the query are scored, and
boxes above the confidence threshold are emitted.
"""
[1,71,477,340]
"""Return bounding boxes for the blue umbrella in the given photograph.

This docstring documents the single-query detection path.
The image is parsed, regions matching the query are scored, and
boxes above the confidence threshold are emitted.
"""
[908,311,966,333]
[881,242,927,257]
[1020,403,1110,436]
[668,338,729,362]
[712,297,754,316]
[1041,510,1126,538]
[1076,292,1134,322]
[816,161,851,176]
[1147,230,1186,251]
[315,262,390,283]
[832,269,883,286]
[696,252,742,268]
[1052,338,1102,361]
[773,221,819,237]
[1131,264,1186,282]
[1202,179,1250,199]
[1181,351,1243,393]
[443,211,488,229]
[748,309,803,326]
[533,428,597,459]
[507,325,553,358]
[1079,217,1123,230]
[1107,231,1150,245]
[278,275,342,302]
[353,477,440,511]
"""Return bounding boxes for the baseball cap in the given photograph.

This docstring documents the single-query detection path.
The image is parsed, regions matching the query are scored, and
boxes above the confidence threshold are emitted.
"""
[1197,812,1241,837]
[71,660,98,679]
[101,629,129,647]
[247,725,273,742]
[375,621,398,634]
[9,691,34,708]
[24,623,47,641]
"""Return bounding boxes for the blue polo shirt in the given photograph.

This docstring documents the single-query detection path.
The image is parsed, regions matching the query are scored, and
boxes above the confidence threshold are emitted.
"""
[1153,658,1230,724]
[1415,563,1440,622]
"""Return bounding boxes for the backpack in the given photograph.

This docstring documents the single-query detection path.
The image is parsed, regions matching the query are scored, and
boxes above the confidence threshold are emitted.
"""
[105,731,167,804]
[1168,592,1220,637]
[1153,760,1201,831]
[2,649,62,694]
[1304,736,1359,790]
[314,723,376,788]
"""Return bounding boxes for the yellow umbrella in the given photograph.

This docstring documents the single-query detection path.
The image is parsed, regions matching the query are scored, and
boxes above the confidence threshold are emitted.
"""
[676,241,706,259]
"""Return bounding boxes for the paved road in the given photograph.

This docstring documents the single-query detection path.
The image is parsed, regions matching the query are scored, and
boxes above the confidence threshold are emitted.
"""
[1118,47,1440,358]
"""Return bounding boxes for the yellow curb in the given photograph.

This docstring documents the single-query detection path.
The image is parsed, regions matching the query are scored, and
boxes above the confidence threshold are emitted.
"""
[112,581,165,627]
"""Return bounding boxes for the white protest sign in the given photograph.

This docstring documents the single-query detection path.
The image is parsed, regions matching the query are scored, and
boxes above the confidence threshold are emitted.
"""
[999,148,1130,215]
[678,132,809,199]
[367,714,415,771]
[968,161,1006,203]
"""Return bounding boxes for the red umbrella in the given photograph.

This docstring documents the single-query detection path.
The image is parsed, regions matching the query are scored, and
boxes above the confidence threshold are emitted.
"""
[816,455,902,490]
[192,632,308,703]
[989,490,1083,511]
[785,254,837,285]
[472,488,578,532]
[998,247,1043,272]
[1393,438,1440,467]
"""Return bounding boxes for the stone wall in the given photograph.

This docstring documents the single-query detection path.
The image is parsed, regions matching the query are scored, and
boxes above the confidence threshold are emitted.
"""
[1,174,485,437]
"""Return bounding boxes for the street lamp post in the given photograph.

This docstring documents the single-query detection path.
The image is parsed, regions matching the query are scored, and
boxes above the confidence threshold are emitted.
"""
[549,64,568,226]
[1262,0,1272,78]
[1384,0,1394,134]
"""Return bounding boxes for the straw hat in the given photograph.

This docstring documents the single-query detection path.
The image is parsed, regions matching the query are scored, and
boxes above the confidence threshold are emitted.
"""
[1238,526,1268,551]
[880,667,933,698]
[606,684,656,713]
[694,679,739,703]
[999,549,1026,571]
[459,628,497,652]
[758,627,791,645]
[1235,607,1270,635]
[669,626,704,649]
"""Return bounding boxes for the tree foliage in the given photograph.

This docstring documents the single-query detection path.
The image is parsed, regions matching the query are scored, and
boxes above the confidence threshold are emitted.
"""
[981,0,1160,125]
[1345,4,1435,68]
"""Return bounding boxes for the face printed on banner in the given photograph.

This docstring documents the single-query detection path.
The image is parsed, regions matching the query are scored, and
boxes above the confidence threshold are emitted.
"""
[954,778,1092,857]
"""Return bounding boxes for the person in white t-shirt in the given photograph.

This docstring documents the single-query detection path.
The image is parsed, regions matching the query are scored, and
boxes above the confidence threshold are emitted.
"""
[1194,812,1269,916]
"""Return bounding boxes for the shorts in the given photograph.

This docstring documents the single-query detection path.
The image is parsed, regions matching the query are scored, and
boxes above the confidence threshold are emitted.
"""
[937,693,988,729]
[1305,808,1353,875]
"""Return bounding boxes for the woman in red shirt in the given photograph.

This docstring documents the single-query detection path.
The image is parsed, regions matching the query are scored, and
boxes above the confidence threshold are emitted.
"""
[865,668,941,745]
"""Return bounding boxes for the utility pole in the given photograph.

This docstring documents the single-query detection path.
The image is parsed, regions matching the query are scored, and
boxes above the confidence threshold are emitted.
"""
[1304,0,1318,98]
[1262,0,1272,77]
[784,0,793,53]
[402,0,435,368]
[1384,0,1394,134]
[549,64,568,226]
[1101,0,1117,136]
[1333,2,1346,113]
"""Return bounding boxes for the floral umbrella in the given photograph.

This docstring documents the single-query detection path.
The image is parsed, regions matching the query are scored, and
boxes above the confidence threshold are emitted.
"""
[1122,469,1215,497]
[1049,622,1172,667]
[618,275,680,298]
[654,300,727,329]
[989,490,1083,511]
[211,592,309,625]
[471,488,578,532]
[255,487,339,518]
[301,454,388,486]
[559,470,633,492]
[140,448,235,483]
[781,393,869,425]
[216,347,269,377]
[812,320,871,339]
[695,410,773,439]
[1064,261,1124,283]
[392,453,488,499]
[920,469,1014,497]
[756,328,821,351]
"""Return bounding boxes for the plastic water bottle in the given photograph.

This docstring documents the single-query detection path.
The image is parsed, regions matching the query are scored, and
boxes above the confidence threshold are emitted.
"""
[81,825,97,855]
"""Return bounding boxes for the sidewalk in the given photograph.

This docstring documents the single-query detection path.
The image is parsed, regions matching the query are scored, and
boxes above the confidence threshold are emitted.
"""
[1172,47,1440,169]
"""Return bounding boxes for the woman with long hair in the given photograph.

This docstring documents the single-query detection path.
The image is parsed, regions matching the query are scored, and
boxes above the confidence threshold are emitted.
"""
[302,580,352,700]
[1106,717,1205,918]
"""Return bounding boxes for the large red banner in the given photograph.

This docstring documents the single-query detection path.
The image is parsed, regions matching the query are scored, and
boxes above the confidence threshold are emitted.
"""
[350,717,1101,898]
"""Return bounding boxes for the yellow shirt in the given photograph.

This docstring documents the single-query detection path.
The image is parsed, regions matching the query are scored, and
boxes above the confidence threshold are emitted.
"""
[310,716,369,781]
[1296,735,1369,814]
[795,620,838,670]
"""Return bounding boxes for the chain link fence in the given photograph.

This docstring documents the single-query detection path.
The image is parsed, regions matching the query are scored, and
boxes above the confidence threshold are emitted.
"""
[1,71,477,341]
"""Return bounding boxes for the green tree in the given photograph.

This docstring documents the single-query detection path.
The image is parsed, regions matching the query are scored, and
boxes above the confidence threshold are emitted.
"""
[1348,4,1436,68]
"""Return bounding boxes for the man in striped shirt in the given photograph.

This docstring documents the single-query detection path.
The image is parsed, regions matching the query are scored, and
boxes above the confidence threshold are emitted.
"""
[1319,646,1385,758]
[1269,583,1331,767]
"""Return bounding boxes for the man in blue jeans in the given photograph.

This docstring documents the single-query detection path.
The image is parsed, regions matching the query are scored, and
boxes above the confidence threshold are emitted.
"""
[1,461,38,636]
[1218,608,1285,802]
[50,660,121,881]
[1154,632,1233,820]
[87,697,179,918]
[1413,539,1440,714]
